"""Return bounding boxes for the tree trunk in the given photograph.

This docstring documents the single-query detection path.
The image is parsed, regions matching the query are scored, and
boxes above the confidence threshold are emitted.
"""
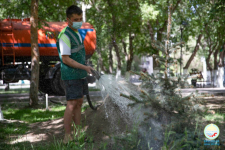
[121,38,127,58]
[206,42,218,71]
[217,67,224,88]
[183,34,202,69]
[30,0,39,107]
[126,31,134,71]
[206,50,213,71]
[151,1,181,69]
[216,46,224,88]
[112,39,122,71]
[109,43,113,73]
[213,46,221,86]
[152,0,181,42]
[213,48,219,70]
[218,46,224,67]
[96,46,103,72]
[148,21,154,41]
[164,4,172,79]
[106,0,122,73]
[97,50,104,72]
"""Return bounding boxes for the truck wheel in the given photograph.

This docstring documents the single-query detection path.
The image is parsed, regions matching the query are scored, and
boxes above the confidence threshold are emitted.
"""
[39,76,54,94]
[51,69,65,96]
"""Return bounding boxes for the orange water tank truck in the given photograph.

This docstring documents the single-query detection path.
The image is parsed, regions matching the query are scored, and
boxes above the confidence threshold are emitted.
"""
[0,18,96,95]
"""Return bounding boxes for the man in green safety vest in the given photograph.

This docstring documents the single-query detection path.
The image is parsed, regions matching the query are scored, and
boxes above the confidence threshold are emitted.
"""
[56,5,93,144]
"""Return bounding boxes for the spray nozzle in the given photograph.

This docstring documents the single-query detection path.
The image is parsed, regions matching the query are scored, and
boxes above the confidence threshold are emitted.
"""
[91,69,101,80]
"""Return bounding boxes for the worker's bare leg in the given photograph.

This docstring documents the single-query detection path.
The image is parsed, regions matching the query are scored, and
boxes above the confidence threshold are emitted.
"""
[72,98,83,136]
[63,98,82,142]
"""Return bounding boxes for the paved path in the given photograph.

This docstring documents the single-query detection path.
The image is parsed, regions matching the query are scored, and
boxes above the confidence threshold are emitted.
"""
[1,88,225,102]
[0,91,102,103]
[1,84,225,103]
[181,87,225,95]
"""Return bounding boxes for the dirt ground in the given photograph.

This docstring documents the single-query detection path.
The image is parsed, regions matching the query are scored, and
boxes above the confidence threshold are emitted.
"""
[6,104,114,148]
[1,95,225,149]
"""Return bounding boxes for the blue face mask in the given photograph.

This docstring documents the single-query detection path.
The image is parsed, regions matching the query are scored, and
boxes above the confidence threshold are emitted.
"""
[69,18,82,29]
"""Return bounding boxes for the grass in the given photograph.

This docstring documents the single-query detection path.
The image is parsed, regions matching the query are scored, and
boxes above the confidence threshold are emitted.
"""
[5,125,95,150]
[204,113,224,123]
[0,104,62,140]
[0,121,28,140]
[88,87,101,91]
[3,106,65,123]
[0,132,95,150]
[204,105,225,125]
[0,102,91,150]
[0,136,95,150]
[1,103,88,123]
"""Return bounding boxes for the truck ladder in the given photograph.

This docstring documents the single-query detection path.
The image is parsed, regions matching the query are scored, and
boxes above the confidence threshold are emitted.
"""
[0,20,15,66]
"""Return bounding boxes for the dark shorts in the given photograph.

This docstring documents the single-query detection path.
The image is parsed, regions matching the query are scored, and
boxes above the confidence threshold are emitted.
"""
[63,78,89,101]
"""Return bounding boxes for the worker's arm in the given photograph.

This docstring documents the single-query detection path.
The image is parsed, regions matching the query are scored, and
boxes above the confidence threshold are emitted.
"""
[61,55,93,74]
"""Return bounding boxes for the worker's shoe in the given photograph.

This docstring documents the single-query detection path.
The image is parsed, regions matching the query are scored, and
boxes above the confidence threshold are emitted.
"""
[63,134,73,144]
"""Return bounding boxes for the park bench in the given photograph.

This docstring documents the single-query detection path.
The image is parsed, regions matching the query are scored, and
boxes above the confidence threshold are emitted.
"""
[190,68,205,87]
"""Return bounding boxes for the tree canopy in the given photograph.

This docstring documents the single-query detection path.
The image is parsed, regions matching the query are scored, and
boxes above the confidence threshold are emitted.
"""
[1,0,224,74]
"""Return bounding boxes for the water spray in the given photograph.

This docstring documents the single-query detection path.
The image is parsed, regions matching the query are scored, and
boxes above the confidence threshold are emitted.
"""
[91,69,101,80]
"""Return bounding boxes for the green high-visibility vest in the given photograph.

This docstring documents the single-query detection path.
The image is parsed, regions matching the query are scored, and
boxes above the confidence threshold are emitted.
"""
[57,26,87,80]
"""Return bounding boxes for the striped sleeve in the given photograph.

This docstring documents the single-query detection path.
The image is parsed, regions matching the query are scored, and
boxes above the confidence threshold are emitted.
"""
[59,34,71,55]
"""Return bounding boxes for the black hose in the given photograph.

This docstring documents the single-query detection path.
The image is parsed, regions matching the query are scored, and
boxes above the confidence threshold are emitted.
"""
[45,82,100,110]
[44,70,102,111]
[85,78,99,110]
[86,94,97,110]
[48,95,99,110]
[86,70,102,110]
[49,99,66,106]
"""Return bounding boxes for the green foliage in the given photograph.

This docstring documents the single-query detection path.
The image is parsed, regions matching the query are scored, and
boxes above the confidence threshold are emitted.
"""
[1,0,224,73]
[125,40,207,115]
[141,3,159,21]
[120,29,208,148]
[98,124,153,150]
[86,0,143,72]
[0,0,76,21]
[111,127,144,150]
[162,123,204,150]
